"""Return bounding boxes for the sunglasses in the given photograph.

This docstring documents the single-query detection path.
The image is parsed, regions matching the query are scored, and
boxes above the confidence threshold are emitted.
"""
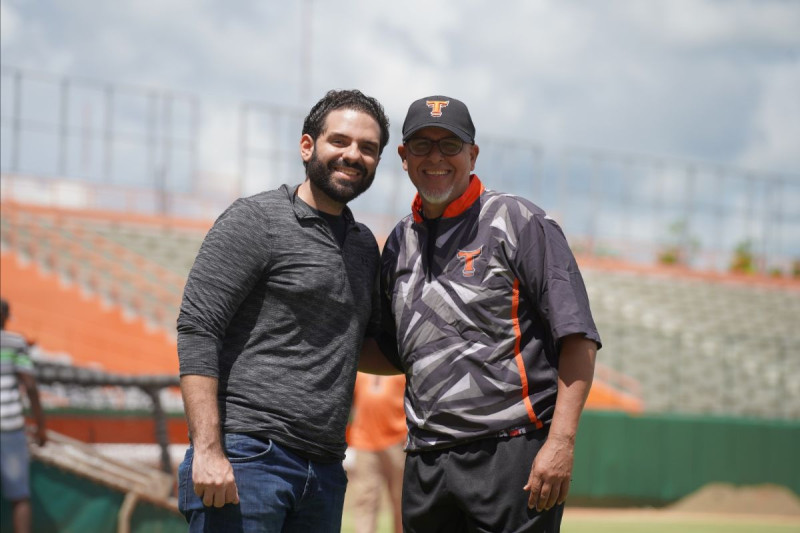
[405,137,465,156]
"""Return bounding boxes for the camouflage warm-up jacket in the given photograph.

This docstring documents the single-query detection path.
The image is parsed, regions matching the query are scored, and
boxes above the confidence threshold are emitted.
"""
[380,175,601,452]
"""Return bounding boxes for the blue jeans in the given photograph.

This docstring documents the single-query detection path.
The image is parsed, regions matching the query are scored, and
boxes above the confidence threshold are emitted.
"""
[0,430,31,501]
[178,433,347,533]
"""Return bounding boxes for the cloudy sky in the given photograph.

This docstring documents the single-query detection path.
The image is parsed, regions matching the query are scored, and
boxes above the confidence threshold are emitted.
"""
[2,0,798,181]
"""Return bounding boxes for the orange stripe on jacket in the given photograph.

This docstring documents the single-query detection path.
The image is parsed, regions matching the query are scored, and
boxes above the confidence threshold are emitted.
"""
[512,279,543,428]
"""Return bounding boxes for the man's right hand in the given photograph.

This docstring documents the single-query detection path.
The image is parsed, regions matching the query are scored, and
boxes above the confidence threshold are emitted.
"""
[180,375,239,507]
[192,449,240,507]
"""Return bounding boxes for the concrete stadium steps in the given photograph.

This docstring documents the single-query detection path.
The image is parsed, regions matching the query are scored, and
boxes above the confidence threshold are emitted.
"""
[582,266,800,418]
[86,222,201,277]
[582,268,800,340]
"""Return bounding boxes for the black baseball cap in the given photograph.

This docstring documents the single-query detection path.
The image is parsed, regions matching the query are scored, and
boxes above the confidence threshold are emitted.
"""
[402,95,475,144]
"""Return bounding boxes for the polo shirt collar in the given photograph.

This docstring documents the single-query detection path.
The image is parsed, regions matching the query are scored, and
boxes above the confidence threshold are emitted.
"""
[286,183,357,226]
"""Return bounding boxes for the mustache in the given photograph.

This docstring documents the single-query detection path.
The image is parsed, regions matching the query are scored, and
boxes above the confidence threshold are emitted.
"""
[328,159,367,175]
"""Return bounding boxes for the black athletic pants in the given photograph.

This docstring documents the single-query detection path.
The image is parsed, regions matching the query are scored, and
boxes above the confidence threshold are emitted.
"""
[402,428,564,533]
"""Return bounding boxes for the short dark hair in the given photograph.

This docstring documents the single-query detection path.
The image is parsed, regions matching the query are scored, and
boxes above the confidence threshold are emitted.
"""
[0,298,9,325]
[302,89,390,155]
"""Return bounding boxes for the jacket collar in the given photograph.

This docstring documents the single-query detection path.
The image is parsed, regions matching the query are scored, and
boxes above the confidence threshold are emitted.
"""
[412,174,485,223]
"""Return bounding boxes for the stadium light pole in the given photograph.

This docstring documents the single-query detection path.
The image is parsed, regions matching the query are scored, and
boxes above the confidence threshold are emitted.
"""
[301,0,313,103]
[10,69,22,173]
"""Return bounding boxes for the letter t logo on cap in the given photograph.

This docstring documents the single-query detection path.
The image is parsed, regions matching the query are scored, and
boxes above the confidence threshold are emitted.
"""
[426,100,450,117]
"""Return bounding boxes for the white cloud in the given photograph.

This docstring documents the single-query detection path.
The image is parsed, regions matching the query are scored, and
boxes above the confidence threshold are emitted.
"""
[643,0,800,48]
[1,0,798,177]
[1,0,74,72]
[0,1,20,46]
[738,64,800,172]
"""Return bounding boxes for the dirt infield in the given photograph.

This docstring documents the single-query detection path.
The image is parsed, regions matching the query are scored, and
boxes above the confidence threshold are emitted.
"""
[565,483,800,531]
[668,483,800,516]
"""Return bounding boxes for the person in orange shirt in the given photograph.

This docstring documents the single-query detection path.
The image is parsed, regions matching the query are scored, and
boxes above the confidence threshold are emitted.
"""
[348,373,406,533]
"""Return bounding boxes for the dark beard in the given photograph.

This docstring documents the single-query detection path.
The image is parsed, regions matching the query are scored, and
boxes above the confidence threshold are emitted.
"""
[306,148,375,204]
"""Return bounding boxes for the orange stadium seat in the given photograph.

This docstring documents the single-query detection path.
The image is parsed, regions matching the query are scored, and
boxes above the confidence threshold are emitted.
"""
[0,201,652,411]
[584,380,643,413]
[1,250,178,375]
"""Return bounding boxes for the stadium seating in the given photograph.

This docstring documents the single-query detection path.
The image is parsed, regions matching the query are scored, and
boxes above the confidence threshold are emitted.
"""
[1,202,206,332]
[2,201,798,419]
[0,250,178,375]
[579,261,800,419]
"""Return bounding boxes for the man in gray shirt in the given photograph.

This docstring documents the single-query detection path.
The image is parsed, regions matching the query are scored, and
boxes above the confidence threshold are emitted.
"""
[177,89,390,532]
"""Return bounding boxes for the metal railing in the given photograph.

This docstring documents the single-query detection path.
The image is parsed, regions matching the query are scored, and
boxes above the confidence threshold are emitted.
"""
[3,64,798,273]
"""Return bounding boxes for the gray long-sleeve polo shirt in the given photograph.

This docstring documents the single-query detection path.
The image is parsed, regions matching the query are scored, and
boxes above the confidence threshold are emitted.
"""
[177,183,381,462]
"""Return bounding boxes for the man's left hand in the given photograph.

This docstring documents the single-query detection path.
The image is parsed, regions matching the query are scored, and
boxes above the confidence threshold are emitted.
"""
[34,426,47,447]
[523,434,574,512]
